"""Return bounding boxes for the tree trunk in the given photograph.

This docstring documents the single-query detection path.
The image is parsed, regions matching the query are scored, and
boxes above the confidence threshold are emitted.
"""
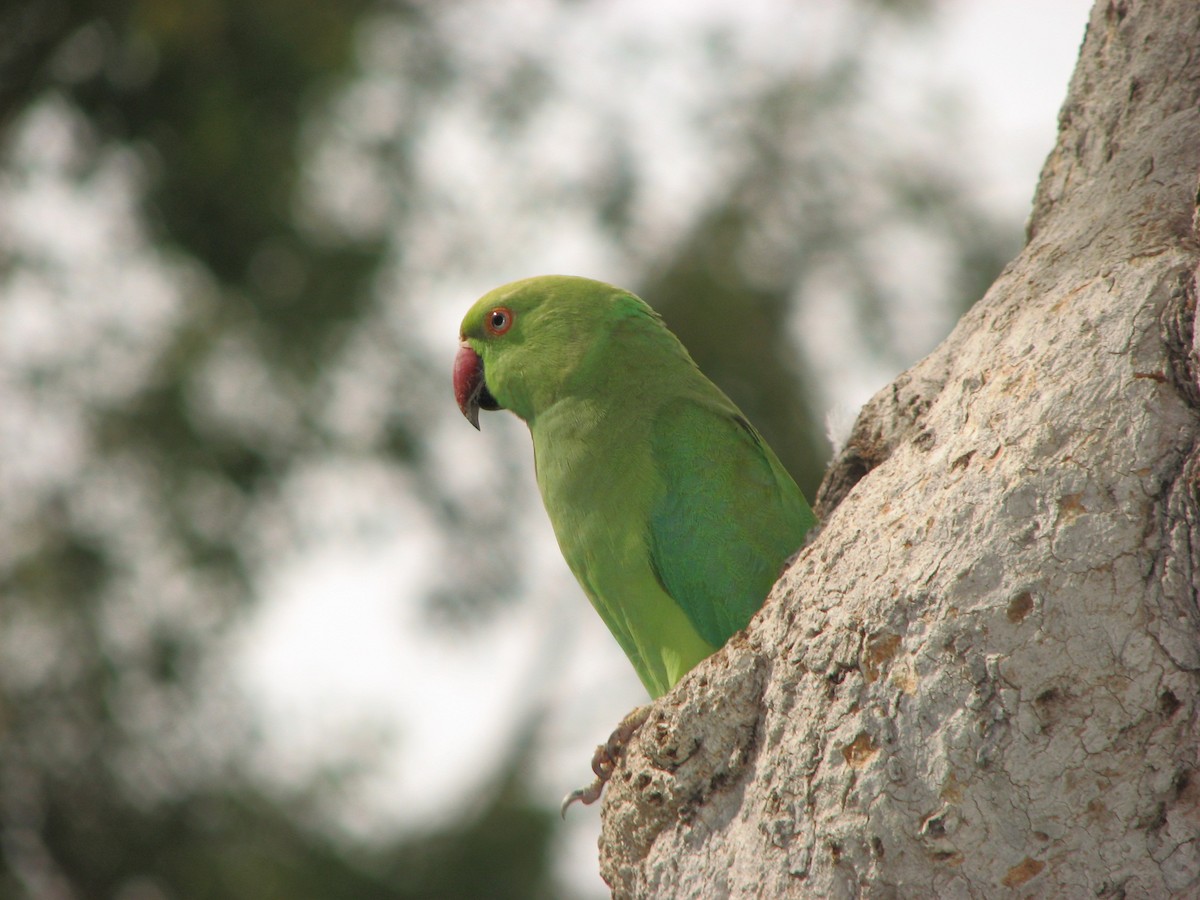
[598,2,1200,896]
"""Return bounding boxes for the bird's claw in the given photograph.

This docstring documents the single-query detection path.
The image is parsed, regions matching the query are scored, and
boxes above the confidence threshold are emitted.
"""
[559,737,620,817]
[560,780,604,816]
[560,705,651,817]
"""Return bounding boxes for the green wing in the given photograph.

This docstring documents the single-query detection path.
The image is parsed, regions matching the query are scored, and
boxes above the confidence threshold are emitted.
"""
[648,398,815,648]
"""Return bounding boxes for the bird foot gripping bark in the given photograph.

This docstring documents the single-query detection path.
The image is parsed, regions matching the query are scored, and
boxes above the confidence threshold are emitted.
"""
[560,705,651,817]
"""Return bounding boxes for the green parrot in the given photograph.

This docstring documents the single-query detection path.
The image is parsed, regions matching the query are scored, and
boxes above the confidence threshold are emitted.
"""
[454,275,816,703]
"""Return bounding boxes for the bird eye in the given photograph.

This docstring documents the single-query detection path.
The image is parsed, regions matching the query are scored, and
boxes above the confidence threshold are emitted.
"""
[486,307,514,335]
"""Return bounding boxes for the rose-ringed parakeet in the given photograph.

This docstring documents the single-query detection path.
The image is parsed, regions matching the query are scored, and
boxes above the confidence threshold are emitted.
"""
[453,275,815,807]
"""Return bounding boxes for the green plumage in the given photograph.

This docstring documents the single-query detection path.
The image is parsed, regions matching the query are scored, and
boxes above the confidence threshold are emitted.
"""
[457,275,815,697]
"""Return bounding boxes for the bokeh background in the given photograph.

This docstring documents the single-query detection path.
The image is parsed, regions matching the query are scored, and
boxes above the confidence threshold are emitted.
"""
[0,1,1089,897]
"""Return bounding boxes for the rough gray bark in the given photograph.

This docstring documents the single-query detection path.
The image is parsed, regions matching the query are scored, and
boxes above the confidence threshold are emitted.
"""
[598,2,1200,897]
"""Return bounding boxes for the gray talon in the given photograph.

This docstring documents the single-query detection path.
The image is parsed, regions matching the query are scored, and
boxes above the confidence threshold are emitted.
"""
[560,780,604,817]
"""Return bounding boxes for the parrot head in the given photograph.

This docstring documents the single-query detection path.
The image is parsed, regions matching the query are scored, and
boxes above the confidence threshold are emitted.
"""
[454,275,649,428]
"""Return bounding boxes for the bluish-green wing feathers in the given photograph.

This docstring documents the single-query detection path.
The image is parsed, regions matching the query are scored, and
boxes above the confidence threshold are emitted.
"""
[648,398,815,648]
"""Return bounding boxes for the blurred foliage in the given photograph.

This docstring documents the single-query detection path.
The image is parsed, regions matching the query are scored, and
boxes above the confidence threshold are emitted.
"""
[0,0,1020,896]
[0,0,555,897]
[642,73,1016,495]
[1,770,555,900]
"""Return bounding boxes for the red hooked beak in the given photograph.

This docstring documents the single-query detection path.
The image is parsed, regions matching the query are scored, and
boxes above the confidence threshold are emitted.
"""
[453,341,501,429]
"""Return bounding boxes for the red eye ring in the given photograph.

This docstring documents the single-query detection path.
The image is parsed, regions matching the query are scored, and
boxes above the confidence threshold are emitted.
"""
[485,306,514,335]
